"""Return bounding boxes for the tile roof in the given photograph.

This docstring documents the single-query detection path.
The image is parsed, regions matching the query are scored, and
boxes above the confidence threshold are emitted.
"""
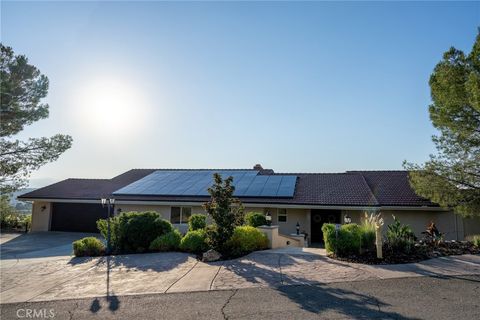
[19,168,437,207]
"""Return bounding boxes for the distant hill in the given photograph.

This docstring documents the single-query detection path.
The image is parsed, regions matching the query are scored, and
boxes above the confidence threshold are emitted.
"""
[8,189,36,213]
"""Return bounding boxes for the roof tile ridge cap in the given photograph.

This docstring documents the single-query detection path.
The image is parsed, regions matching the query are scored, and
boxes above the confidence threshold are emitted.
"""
[274,172,346,175]
[67,178,110,181]
[150,168,256,171]
[358,174,380,206]
[346,170,409,173]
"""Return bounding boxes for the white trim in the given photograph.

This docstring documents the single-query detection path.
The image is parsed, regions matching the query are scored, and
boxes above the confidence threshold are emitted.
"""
[19,198,449,211]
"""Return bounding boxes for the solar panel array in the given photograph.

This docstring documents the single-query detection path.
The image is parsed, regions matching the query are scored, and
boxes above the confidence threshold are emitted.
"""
[113,170,297,198]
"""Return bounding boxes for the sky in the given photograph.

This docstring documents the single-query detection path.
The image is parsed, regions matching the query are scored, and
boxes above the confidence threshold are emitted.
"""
[1,1,479,188]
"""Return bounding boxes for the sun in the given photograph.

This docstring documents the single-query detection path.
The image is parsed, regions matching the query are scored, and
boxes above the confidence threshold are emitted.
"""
[74,76,150,139]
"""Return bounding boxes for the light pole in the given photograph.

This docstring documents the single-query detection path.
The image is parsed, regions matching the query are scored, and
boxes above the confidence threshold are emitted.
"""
[265,211,272,226]
[101,198,115,254]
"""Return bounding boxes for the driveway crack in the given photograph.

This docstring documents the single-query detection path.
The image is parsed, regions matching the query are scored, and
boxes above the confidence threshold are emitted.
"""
[164,260,199,293]
[221,289,238,320]
[210,263,223,290]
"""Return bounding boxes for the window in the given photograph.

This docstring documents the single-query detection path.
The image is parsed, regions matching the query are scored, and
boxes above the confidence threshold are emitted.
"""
[278,208,287,222]
[170,206,192,224]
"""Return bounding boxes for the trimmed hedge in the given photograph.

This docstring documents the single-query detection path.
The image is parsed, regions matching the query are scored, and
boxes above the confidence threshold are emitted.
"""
[322,223,362,256]
[188,214,207,231]
[225,226,269,257]
[245,212,267,228]
[73,237,105,257]
[180,230,209,253]
[97,211,173,253]
[149,229,182,252]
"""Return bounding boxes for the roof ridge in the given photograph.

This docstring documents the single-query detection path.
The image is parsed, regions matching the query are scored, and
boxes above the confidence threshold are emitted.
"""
[347,170,408,173]
[357,173,380,206]
[275,172,348,175]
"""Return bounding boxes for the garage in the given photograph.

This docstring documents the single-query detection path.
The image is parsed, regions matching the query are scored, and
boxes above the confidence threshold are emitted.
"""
[50,203,108,233]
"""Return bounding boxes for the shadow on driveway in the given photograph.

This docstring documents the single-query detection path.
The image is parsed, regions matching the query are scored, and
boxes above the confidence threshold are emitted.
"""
[0,232,99,260]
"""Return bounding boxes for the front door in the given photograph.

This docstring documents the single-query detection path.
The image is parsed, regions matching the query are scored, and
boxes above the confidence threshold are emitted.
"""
[310,210,341,243]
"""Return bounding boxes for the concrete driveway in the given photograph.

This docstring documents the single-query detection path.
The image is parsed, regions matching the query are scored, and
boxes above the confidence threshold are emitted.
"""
[1,239,479,304]
[0,232,99,261]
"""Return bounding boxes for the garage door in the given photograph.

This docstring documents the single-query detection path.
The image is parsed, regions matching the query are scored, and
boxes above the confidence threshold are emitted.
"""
[51,203,108,232]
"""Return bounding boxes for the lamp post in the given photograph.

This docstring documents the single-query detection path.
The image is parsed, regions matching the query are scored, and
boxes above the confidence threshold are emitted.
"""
[101,198,115,254]
[344,215,352,224]
[265,211,272,226]
[296,222,300,235]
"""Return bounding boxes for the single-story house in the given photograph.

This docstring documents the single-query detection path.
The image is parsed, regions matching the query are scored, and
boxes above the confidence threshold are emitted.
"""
[18,164,480,243]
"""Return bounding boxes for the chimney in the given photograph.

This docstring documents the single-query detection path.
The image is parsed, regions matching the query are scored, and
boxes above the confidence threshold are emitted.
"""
[253,164,263,170]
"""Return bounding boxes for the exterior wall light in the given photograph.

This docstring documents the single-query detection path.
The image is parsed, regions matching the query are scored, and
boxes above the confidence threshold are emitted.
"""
[344,215,352,224]
[296,222,300,235]
[265,211,272,226]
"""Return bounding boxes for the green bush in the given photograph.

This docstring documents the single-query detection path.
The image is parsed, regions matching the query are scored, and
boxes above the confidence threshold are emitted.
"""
[97,211,173,253]
[188,214,207,231]
[322,223,362,256]
[149,229,182,252]
[472,235,480,247]
[73,237,105,257]
[245,212,267,227]
[225,226,269,257]
[180,230,209,253]
[386,216,416,254]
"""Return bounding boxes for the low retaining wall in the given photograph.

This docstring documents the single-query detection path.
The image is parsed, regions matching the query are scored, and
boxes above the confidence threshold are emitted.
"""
[258,225,305,248]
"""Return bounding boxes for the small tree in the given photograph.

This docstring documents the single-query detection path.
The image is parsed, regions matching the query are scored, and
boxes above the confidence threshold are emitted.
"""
[203,173,244,250]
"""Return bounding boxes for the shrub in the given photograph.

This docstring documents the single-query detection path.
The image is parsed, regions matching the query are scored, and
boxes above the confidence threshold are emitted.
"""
[245,212,267,227]
[205,224,219,248]
[180,230,208,253]
[360,219,376,253]
[473,235,480,247]
[188,214,207,231]
[149,229,182,251]
[386,216,416,254]
[225,226,269,257]
[97,211,173,253]
[73,237,105,257]
[322,223,362,256]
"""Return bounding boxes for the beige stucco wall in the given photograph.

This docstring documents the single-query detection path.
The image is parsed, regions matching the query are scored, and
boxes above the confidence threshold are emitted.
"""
[31,201,52,231]
[245,207,310,239]
[116,204,209,234]
[116,205,310,238]
[29,201,480,241]
[342,209,468,241]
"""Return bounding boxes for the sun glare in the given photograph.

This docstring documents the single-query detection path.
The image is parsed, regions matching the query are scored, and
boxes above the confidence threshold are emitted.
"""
[74,77,150,140]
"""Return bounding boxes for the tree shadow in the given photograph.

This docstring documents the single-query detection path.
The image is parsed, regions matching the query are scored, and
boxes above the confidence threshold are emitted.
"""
[213,251,464,318]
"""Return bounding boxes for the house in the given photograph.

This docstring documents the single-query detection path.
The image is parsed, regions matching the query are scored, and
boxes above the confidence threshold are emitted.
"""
[18,165,480,243]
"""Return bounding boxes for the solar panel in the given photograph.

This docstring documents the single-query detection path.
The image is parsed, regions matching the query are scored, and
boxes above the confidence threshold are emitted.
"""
[113,170,297,198]
[260,176,283,197]
[276,176,297,197]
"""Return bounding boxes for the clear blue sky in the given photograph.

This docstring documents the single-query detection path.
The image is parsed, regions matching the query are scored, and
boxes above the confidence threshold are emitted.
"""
[1,1,479,187]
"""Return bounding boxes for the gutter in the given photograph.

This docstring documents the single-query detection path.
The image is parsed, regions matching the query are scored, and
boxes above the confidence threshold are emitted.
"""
[18,197,447,211]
